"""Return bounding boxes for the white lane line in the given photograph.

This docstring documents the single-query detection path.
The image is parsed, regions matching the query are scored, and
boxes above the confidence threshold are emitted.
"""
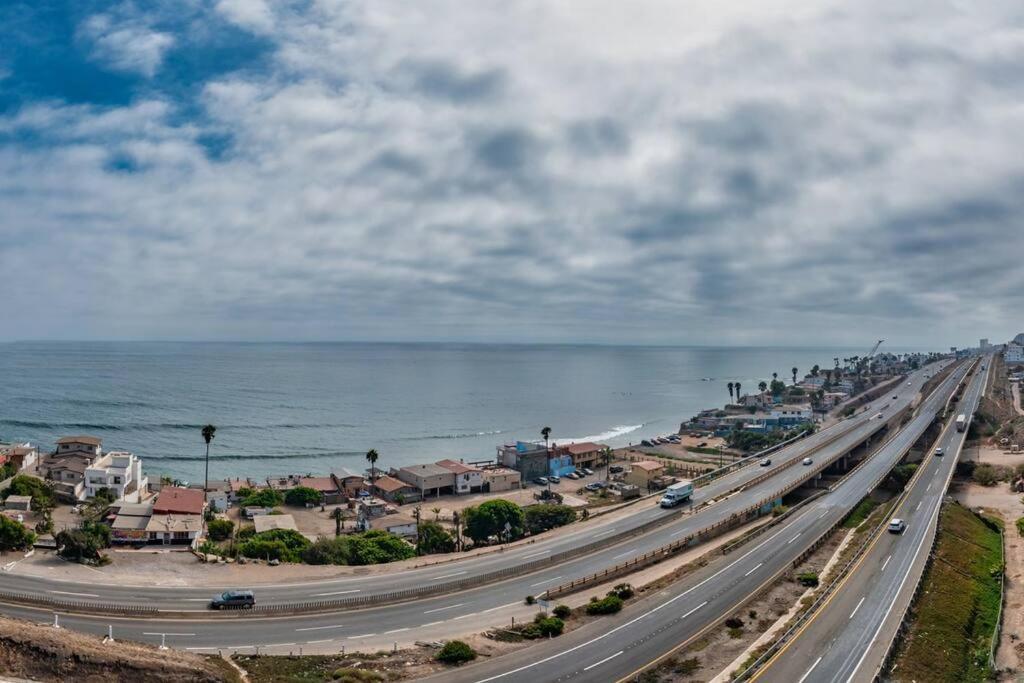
[881,555,891,572]
[818,510,829,519]
[421,621,444,627]
[530,576,562,587]
[671,529,689,538]
[681,601,707,619]
[307,638,333,644]
[384,628,410,634]
[593,528,617,538]
[798,656,823,683]
[295,624,344,632]
[267,642,296,647]
[850,596,866,619]
[48,590,99,598]
[424,603,464,614]
[312,589,360,597]
[182,598,210,602]
[744,562,763,577]
[915,501,922,511]
[453,614,475,620]
[787,532,802,545]
[583,650,624,671]
[143,632,195,636]
[347,634,376,639]
[430,571,467,580]
[522,550,549,559]
[482,602,519,613]
[612,548,637,560]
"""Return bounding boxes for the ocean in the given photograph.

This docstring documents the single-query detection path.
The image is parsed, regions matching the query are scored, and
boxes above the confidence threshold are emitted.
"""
[0,342,918,482]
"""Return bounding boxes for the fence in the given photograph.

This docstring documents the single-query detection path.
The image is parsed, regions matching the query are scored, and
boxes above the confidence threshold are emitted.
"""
[0,589,158,616]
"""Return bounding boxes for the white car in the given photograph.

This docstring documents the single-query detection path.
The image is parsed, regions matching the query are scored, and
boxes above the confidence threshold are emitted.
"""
[760,458,772,467]
[802,457,813,466]
[888,518,906,534]
[934,447,944,456]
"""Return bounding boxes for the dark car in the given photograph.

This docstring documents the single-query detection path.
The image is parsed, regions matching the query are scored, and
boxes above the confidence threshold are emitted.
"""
[609,465,624,474]
[211,590,255,610]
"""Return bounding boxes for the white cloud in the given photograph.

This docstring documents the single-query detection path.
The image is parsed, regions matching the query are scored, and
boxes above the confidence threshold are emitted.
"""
[4,0,1024,346]
[79,12,175,77]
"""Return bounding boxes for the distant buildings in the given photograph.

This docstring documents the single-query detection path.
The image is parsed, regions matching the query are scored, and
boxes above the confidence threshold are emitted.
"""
[0,442,38,473]
[498,442,549,482]
[625,461,665,489]
[395,463,456,498]
[1006,335,1024,364]
[435,459,484,494]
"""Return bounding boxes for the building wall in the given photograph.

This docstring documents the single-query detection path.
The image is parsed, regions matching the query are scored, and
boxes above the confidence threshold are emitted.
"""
[484,470,520,492]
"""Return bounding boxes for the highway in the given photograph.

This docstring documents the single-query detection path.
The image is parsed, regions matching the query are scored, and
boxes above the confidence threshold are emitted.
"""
[0,366,944,615]
[749,358,988,683]
[390,361,971,683]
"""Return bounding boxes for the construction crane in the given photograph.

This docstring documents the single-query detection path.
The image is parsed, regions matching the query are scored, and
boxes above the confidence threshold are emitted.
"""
[866,339,884,360]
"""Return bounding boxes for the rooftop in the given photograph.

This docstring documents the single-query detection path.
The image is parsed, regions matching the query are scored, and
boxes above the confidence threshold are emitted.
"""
[399,463,453,478]
[153,486,205,515]
[631,460,664,472]
[254,514,298,533]
[145,513,203,534]
[435,459,480,475]
[373,475,411,493]
[55,436,102,447]
[561,442,604,455]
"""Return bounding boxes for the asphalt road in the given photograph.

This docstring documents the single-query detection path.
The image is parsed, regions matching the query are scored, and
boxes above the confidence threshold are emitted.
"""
[1,365,944,613]
[0,362,956,659]
[751,358,988,683]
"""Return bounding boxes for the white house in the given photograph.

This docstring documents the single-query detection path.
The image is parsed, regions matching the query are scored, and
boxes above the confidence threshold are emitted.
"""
[770,405,814,425]
[435,459,485,494]
[1006,340,1024,364]
[84,451,148,502]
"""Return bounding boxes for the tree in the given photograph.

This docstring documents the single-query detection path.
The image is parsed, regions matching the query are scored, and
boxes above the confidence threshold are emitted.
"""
[240,488,284,508]
[2,475,55,512]
[735,382,742,400]
[284,486,322,507]
[727,382,735,403]
[207,518,234,542]
[770,380,786,396]
[463,499,525,545]
[238,528,311,562]
[811,364,820,377]
[524,504,577,534]
[432,507,442,521]
[332,507,344,536]
[417,520,456,554]
[436,640,476,664]
[0,516,35,551]
[772,372,778,381]
[834,357,840,369]
[792,367,798,384]
[540,426,552,491]
[201,424,216,504]
[758,381,768,394]
[56,521,110,564]
[365,449,379,492]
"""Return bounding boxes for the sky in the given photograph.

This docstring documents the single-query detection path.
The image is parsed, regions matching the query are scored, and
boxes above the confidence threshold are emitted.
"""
[0,0,1021,348]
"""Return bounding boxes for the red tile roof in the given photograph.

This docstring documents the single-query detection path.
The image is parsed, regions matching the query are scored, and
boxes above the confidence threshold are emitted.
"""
[374,475,411,493]
[562,442,603,455]
[153,486,205,515]
[435,459,480,475]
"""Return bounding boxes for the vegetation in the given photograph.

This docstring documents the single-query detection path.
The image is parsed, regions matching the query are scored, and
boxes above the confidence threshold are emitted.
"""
[416,520,455,554]
[796,572,819,587]
[302,530,415,566]
[972,464,1008,487]
[0,515,35,551]
[365,449,379,489]
[520,613,564,638]
[55,521,111,564]
[238,528,310,562]
[436,640,476,665]
[1,475,55,512]
[332,669,384,682]
[239,488,284,508]
[890,503,1003,682]
[463,499,525,545]
[886,463,918,490]
[586,594,624,615]
[843,497,881,528]
[1016,517,1024,537]
[524,504,577,535]
[284,486,323,507]
[201,424,216,497]
[206,518,234,541]
[552,604,572,619]
[726,422,815,452]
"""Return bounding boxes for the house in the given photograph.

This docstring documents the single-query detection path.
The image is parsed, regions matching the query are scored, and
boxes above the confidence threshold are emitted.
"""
[369,513,418,538]
[558,442,605,469]
[0,443,38,472]
[497,442,550,482]
[1006,338,1024,364]
[84,451,148,502]
[395,463,456,498]
[254,514,298,534]
[41,436,106,501]
[436,459,484,494]
[357,497,389,518]
[153,486,205,516]
[297,476,344,504]
[482,467,521,492]
[769,405,813,426]
[625,461,665,490]
[3,495,31,512]
[110,502,154,544]
[372,475,421,503]
[332,468,368,498]
[54,436,102,458]
[145,513,203,546]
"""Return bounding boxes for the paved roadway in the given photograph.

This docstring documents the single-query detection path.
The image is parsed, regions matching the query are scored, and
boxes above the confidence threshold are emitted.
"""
[1,366,944,614]
[750,358,988,683]
[0,363,956,658]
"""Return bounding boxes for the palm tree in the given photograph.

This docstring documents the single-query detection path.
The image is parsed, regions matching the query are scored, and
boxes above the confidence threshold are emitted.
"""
[541,427,552,490]
[735,382,742,400]
[201,424,216,504]
[758,381,768,394]
[602,447,613,483]
[332,507,344,536]
[727,382,735,402]
[432,507,441,521]
[811,364,820,377]
[772,372,778,381]
[834,357,840,369]
[541,426,552,449]
[453,510,463,552]
[365,449,379,493]
[792,367,798,384]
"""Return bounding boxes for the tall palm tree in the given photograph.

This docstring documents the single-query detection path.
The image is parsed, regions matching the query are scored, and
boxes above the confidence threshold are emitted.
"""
[792,367,798,384]
[735,382,742,400]
[758,381,768,393]
[201,424,216,504]
[365,449,379,493]
[541,426,552,449]
[727,382,735,402]
[332,507,344,536]
[834,357,840,369]
[541,426,552,489]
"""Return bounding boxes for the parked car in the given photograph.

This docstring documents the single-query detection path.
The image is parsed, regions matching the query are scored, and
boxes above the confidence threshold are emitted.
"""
[760,458,772,467]
[549,475,561,484]
[582,467,595,476]
[934,447,944,456]
[585,482,603,492]
[533,476,549,486]
[641,440,654,447]
[210,590,255,610]
[888,518,907,534]
[565,472,580,480]
[609,465,624,474]
[802,457,813,466]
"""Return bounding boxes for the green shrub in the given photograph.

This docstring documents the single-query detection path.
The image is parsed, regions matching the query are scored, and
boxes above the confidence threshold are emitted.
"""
[436,640,476,664]
[525,594,536,605]
[1016,517,1024,537]
[724,617,744,629]
[207,518,234,542]
[236,525,256,540]
[239,488,284,508]
[797,572,819,587]
[1,475,55,511]
[238,528,310,562]
[586,594,624,615]
[464,499,525,545]
[610,582,634,600]
[552,604,571,619]
[524,504,577,534]
[284,486,322,507]
[331,668,384,682]
[533,616,564,637]
[301,531,415,566]
[0,515,35,551]
[728,627,744,639]
[55,521,110,564]
[417,520,455,554]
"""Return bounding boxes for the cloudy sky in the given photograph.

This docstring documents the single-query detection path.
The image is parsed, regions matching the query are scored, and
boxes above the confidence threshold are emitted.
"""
[1,1,1021,348]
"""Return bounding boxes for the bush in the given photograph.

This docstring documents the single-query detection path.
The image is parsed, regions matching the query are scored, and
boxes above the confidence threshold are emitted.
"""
[236,525,256,540]
[0,515,35,551]
[436,640,476,665]
[301,531,415,566]
[417,520,456,554]
[728,627,744,639]
[332,669,384,682]
[239,488,284,508]
[973,464,1002,487]
[1016,517,1024,537]
[55,521,110,564]
[586,594,624,615]
[531,615,564,637]
[464,499,525,545]
[552,604,571,619]
[238,528,310,562]
[771,504,789,518]
[797,572,819,587]
[524,504,577,535]
[207,518,234,542]
[724,617,744,629]
[2,475,55,512]
[525,595,536,605]
[284,486,322,507]
[610,583,634,600]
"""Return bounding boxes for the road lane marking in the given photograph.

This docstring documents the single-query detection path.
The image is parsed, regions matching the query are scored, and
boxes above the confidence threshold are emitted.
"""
[744,563,763,577]
[482,602,519,613]
[583,650,624,671]
[818,510,829,519]
[424,603,464,614]
[530,576,562,587]
[522,550,549,559]
[850,596,866,619]
[430,571,467,580]
[671,529,689,538]
[926,482,932,492]
[312,590,360,597]
[797,656,822,683]
[143,632,195,636]
[347,634,376,639]
[48,590,98,598]
[593,528,617,538]
[787,532,802,545]
[453,614,475,620]
[881,555,891,572]
[307,639,333,644]
[421,621,443,627]
[915,501,922,511]
[384,628,410,634]
[612,548,637,560]
[295,624,344,632]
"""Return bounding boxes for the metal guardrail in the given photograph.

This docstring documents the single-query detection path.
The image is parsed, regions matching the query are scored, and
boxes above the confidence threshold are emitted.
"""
[0,590,158,616]
[692,430,812,488]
